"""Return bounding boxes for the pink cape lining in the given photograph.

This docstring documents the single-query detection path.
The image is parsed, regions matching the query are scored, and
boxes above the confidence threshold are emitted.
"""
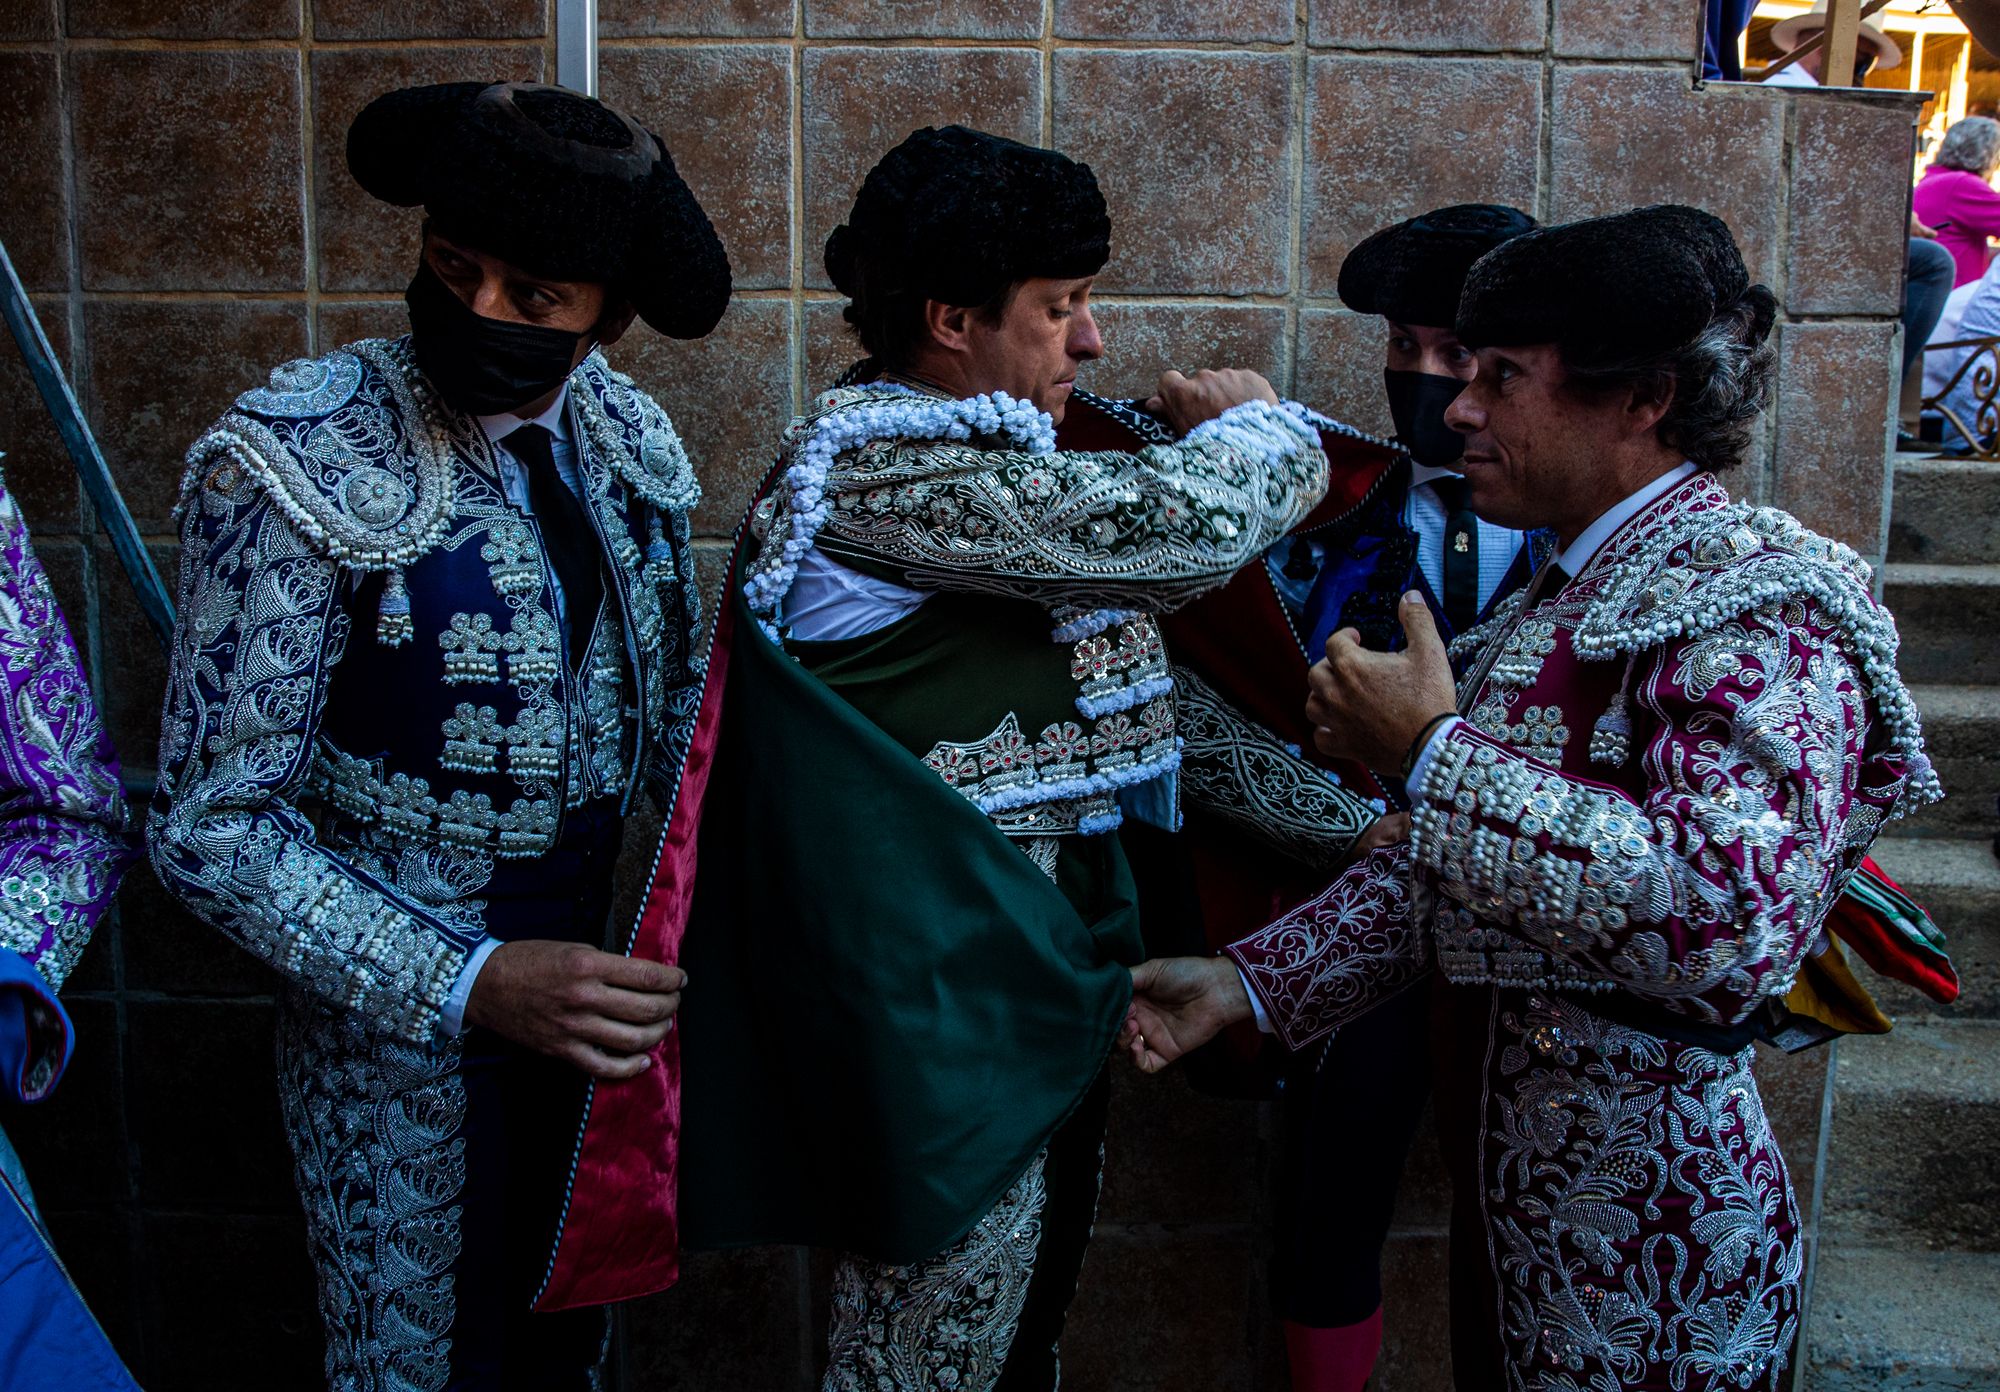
[532,587,737,1312]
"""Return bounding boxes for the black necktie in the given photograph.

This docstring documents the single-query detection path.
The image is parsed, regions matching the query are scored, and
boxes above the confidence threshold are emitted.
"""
[506,423,603,671]
[1430,474,1480,635]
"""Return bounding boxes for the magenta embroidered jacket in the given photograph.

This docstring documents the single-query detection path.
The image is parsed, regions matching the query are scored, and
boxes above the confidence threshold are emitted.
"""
[0,474,132,1103]
[1229,470,1938,1047]
[1224,471,1940,1389]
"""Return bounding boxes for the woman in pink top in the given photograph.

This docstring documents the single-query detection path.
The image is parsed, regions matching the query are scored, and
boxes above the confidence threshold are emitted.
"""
[1914,116,2000,286]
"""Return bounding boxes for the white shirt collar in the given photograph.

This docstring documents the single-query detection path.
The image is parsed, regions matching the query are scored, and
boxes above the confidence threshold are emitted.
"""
[1557,462,1697,575]
[1407,459,1463,489]
[476,382,571,451]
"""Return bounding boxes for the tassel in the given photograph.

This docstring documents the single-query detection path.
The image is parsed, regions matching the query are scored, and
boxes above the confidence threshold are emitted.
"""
[1589,655,1636,765]
[377,569,414,646]
[644,514,675,586]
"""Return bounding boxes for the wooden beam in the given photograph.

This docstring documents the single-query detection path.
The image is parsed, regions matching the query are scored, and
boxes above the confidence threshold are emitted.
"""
[1826,0,1863,86]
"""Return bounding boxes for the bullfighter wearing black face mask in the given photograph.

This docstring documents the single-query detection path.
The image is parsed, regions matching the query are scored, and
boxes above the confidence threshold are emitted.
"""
[150,81,728,1389]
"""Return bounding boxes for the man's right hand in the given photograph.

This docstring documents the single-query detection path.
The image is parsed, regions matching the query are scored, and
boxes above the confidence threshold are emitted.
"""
[1120,955,1254,1074]
[464,939,684,1079]
[1145,367,1280,434]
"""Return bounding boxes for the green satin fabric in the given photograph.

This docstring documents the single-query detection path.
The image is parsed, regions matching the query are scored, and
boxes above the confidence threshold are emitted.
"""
[677,570,1141,1265]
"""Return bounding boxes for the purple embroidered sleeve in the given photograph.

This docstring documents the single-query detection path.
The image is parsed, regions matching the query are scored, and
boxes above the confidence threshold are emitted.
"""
[1410,606,1900,1025]
[1224,844,1428,1051]
[0,481,133,992]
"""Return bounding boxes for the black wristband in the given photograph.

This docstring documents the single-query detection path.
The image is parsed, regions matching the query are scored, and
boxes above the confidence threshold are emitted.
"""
[1401,711,1458,780]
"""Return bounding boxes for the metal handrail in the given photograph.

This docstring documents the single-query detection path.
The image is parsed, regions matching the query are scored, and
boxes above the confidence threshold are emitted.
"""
[1921,334,2000,458]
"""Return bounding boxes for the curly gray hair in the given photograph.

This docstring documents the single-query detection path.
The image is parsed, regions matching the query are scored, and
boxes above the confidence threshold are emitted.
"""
[1561,292,1777,472]
[1936,116,2000,178]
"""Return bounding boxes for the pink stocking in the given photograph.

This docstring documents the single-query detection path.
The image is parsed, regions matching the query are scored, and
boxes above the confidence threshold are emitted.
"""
[1283,1306,1384,1392]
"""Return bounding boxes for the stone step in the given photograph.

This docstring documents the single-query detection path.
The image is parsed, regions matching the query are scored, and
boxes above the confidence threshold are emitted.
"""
[1891,686,2000,839]
[1865,838,2000,1019]
[1881,563,2000,687]
[1889,457,2000,566]
[1805,1248,2000,1391]
[1819,1021,2000,1253]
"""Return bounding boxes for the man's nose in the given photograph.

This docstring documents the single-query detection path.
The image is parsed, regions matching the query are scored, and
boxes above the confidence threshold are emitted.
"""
[470,275,511,322]
[1070,307,1104,362]
[1444,390,1482,434]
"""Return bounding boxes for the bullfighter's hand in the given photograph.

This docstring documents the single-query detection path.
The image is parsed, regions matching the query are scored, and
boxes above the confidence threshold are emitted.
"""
[466,939,684,1080]
[1144,368,1280,434]
[1119,955,1253,1075]
[1307,591,1457,769]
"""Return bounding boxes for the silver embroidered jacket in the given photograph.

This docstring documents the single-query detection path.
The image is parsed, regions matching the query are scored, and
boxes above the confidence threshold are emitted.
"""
[149,339,705,1044]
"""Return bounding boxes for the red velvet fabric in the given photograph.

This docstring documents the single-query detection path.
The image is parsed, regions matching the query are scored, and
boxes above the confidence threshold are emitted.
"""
[532,575,739,1312]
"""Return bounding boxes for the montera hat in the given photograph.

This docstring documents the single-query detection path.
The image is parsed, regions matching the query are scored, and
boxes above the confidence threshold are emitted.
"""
[1336,203,1538,328]
[347,81,731,339]
[1455,204,1778,369]
[825,126,1111,308]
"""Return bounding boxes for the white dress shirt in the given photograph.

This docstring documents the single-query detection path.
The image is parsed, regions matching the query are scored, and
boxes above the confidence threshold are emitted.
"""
[1405,460,1524,621]
[439,385,590,1037]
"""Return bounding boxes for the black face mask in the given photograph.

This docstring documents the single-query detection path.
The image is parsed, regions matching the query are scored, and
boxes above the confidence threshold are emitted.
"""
[1383,369,1469,468]
[405,263,589,416]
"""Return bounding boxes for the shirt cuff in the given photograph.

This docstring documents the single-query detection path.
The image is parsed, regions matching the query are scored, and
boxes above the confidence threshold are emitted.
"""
[440,937,502,1038]
[1236,961,1274,1034]
[1406,715,1463,796]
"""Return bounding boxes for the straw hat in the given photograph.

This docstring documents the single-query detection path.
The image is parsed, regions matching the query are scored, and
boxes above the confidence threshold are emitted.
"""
[1770,2,1905,69]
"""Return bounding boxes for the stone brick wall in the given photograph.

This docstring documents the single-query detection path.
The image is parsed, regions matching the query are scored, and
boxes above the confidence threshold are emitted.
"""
[0,1,1922,1387]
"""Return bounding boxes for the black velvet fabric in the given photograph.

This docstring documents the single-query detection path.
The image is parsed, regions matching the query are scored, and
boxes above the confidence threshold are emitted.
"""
[348,81,731,339]
[825,125,1111,308]
[1336,202,1537,328]
[1454,203,1777,366]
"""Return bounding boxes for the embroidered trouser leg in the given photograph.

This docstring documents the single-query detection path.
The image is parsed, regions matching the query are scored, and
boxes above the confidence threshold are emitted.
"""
[824,1071,1110,1392]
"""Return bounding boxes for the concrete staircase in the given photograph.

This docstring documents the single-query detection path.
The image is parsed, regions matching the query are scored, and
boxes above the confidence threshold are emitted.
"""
[1805,455,2000,1391]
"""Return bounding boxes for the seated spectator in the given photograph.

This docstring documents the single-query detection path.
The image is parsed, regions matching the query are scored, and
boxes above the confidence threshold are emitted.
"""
[1932,257,2000,447]
[1914,116,2000,285]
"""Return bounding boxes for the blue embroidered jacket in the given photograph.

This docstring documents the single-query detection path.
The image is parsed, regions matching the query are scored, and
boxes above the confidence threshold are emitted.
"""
[149,339,706,1043]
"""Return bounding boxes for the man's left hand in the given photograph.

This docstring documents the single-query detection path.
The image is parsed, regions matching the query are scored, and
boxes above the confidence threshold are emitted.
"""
[1307,590,1458,769]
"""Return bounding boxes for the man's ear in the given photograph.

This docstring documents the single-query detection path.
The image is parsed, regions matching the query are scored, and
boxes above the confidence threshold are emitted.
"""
[1625,375,1676,438]
[595,298,639,349]
[922,298,975,356]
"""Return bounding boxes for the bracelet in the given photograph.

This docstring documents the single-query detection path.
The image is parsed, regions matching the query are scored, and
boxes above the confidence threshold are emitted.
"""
[1401,711,1458,780]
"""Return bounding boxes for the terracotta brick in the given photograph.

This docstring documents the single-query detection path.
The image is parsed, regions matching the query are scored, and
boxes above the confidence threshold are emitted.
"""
[1550,67,1785,287]
[1098,1061,1266,1225]
[1056,0,1291,42]
[1054,51,1294,296]
[1061,1229,1257,1390]
[142,1211,322,1390]
[0,0,55,39]
[623,1248,813,1390]
[600,0,792,37]
[599,45,792,292]
[43,1211,141,1366]
[120,868,282,998]
[614,297,792,537]
[1079,303,1288,403]
[83,300,309,533]
[0,295,82,537]
[1303,56,1542,299]
[0,54,68,293]
[66,0,299,39]
[802,47,1041,290]
[99,539,176,763]
[72,50,304,292]
[1296,307,1395,438]
[132,998,297,1206]
[1310,0,1544,52]
[803,297,861,393]
[1551,0,1698,60]
[313,0,540,40]
[310,46,545,294]
[1787,94,1921,316]
[5,998,129,1207]
[316,299,407,349]
[809,0,1039,39]
[1773,320,1898,557]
